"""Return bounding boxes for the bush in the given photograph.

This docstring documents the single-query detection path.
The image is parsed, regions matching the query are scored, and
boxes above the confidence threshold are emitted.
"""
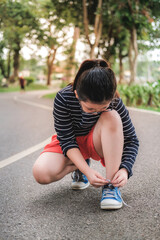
[25,76,35,86]
[118,80,160,108]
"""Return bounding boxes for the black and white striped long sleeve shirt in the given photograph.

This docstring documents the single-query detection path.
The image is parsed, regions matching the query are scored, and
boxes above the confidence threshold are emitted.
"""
[53,85,139,178]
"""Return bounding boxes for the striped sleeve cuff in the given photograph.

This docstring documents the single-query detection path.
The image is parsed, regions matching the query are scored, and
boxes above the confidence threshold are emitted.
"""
[57,139,80,157]
[119,161,133,179]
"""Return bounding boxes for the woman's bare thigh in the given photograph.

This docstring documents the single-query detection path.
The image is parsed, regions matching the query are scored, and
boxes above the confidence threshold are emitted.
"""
[33,152,77,184]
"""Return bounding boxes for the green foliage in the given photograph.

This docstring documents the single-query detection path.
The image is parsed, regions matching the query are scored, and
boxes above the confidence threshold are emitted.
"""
[25,76,35,86]
[0,40,7,77]
[0,83,48,92]
[118,80,160,108]
[50,0,83,27]
[0,0,159,84]
[118,84,135,105]
[43,92,57,99]
[0,0,40,80]
[0,85,20,92]
[26,83,48,90]
[100,0,160,70]
[0,0,39,46]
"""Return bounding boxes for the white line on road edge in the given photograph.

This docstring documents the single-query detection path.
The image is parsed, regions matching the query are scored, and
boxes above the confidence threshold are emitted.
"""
[14,96,52,111]
[0,137,51,169]
[127,107,160,116]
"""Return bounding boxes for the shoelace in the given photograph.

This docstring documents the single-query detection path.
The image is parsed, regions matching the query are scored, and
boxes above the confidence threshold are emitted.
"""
[118,192,132,208]
[103,186,116,198]
[104,181,132,208]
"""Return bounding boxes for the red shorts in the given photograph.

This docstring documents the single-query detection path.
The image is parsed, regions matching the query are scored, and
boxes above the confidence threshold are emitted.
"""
[41,127,105,167]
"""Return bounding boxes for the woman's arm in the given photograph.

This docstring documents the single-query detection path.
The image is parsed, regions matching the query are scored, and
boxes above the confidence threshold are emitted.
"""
[67,148,108,187]
[53,91,79,155]
[114,98,139,178]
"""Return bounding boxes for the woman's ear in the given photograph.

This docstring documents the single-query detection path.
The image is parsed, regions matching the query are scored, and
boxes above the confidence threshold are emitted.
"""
[74,90,78,99]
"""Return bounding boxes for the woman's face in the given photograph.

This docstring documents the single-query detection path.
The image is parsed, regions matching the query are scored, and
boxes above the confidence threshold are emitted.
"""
[79,100,111,114]
[74,90,111,115]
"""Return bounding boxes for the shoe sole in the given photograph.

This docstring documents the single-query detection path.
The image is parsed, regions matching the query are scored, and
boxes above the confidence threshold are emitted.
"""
[100,202,123,210]
[71,182,90,190]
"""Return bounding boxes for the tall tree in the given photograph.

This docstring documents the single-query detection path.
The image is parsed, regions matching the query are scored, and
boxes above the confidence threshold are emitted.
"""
[117,0,159,84]
[50,0,83,81]
[0,0,38,81]
[37,0,74,85]
[66,26,80,82]
[100,0,160,84]
[83,0,103,58]
[97,1,129,82]
[0,40,7,78]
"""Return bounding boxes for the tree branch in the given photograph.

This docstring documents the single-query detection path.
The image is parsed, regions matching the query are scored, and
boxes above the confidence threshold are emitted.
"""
[83,0,92,47]
[94,0,102,37]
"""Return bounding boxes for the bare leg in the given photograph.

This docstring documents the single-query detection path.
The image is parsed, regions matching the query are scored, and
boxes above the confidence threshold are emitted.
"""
[33,152,77,184]
[93,110,124,181]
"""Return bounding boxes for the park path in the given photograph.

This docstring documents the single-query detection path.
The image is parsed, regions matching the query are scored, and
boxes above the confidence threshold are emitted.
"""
[0,90,160,240]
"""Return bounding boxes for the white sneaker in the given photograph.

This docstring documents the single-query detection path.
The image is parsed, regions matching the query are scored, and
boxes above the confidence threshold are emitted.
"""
[100,184,123,209]
[71,159,90,190]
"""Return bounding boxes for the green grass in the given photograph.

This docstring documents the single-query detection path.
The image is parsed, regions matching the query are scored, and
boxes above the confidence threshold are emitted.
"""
[43,92,57,99]
[136,105,160,112]
[0,83,49,92]
[0,85,20,92]
[26,83,49,91]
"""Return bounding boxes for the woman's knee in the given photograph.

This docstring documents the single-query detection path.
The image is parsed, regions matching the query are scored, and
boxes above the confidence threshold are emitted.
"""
[32,161,54,184]
[99,110,123,131]
[32,153,75,184]
[32,153,60,184]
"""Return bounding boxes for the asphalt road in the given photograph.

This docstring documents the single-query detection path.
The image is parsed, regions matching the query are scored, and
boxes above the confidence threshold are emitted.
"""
[0,90,160,240]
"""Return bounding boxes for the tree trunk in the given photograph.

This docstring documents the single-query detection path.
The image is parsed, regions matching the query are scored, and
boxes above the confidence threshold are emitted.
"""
[90,47,95,59]
[83,0,102,59]
[7,49,11,79]
[67,26,80,82]
[9,42,20,83]
[47,64,52,86]
[13,48,20,78]
[128,27,138,85]
[119,48,124,84]
[0,59,6,78]
[47,47,57,85]
[147,94,153,106]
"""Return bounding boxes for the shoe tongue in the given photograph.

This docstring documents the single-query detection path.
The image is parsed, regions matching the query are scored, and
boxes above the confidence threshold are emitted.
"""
[104,183,114,189]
